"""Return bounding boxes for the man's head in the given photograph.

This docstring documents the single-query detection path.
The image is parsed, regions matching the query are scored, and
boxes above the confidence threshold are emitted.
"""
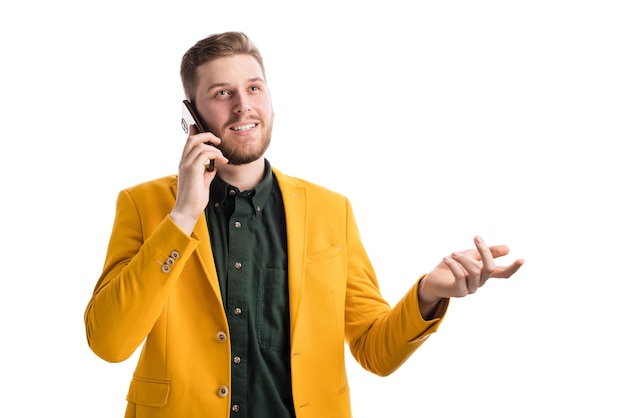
[181,32,273,166]
[180,31,266,102]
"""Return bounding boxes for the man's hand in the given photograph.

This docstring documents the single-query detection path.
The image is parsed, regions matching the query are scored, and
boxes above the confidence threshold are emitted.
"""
[169,125,228,235]
[418,236,524,318]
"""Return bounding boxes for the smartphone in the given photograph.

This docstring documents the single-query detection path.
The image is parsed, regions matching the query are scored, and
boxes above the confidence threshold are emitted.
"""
[181,99,214,172]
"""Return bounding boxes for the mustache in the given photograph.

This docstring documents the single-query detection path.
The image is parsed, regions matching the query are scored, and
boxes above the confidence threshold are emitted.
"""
[226,115,257,125]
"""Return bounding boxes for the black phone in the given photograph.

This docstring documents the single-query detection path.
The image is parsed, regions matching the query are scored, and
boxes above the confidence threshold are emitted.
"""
[181,99,214,172]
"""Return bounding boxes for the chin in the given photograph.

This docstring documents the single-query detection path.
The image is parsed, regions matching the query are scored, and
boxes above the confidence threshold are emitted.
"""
[223,138,271,165]
[226,153,265,165]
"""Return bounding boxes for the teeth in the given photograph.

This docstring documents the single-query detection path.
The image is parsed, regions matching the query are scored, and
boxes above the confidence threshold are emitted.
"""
[232,124,255,131]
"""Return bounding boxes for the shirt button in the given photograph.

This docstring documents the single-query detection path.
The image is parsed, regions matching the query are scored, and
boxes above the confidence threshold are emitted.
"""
[217,385,229,398]
[228,189,236,196]
[216,331,227,342]
[256,205,261,212]
[234,307,242,315]
[234,262,242,269]
[233,356,241,364]
[232,404,240,412]
[234,221,242,228]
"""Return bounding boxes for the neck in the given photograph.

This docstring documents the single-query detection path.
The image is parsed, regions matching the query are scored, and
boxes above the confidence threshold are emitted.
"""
[217,157,266,191]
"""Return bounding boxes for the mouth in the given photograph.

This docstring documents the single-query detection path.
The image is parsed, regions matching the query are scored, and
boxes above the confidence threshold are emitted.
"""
[230,123,257,132]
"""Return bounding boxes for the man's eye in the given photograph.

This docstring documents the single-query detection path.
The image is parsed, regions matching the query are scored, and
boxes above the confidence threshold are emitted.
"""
[250,86,259,92]
[216,90,230,96]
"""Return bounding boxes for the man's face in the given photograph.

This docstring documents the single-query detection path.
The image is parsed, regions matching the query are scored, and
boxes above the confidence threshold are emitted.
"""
[193,54,274,165]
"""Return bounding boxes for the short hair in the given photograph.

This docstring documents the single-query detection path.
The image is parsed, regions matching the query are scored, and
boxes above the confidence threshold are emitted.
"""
[180,31,266,101]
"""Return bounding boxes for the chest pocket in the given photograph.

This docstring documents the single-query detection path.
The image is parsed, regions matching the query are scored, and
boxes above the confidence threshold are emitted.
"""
[256,268,289,352]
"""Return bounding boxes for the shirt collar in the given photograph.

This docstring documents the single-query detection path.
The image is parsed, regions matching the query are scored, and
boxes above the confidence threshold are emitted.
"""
[208,159,274,214]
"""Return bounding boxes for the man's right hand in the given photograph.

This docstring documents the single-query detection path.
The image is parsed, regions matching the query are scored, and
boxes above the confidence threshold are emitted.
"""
[169,124,228,235]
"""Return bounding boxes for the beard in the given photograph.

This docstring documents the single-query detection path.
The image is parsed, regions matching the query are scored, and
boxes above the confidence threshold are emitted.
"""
[216,118,273,165]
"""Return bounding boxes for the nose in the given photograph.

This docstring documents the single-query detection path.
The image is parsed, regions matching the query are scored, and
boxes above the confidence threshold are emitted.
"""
[234,94,251,114]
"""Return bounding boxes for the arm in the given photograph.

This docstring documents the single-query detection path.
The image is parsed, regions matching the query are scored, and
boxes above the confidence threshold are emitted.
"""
[84,127,227,362]
[343,201,449,376]
[346,214,523,375]
[84,190,199,363]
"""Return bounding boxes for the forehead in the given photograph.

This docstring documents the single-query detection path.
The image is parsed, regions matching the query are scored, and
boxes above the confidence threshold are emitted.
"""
[196,54,265,87]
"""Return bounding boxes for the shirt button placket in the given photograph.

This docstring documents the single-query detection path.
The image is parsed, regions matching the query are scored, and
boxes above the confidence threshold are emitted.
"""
[227,190,251,416]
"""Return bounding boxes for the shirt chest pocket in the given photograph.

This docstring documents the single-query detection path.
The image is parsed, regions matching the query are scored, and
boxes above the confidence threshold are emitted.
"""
[256,268,289,352]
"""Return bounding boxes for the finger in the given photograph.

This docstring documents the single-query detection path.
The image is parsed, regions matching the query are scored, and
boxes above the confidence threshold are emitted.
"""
[195,145,219,167]
[493,258,525,278]
[200,132,221,147]
[451,252,482,293]
[488,244,511,259]
[181,142,208,171]
[474,236,496,284]
[442,256,470,296]
[181,127,206,160]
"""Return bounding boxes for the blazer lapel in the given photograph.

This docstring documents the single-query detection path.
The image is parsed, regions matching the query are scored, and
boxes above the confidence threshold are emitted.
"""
[169,179,222,300]
[192,218,222,298]
[273,168,306,336]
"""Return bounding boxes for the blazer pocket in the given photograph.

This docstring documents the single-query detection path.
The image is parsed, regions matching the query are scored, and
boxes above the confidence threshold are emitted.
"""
[126,376,171,408]
[306,245,342,264]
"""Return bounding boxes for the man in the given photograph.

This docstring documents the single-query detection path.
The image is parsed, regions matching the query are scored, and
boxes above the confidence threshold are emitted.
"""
[84,31,524,418]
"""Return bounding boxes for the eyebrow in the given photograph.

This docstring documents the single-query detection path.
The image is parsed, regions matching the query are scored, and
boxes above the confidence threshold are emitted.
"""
[206,77,266,92]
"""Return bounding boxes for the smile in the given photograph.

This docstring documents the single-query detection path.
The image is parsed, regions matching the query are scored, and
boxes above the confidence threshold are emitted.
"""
[231,123,257,132]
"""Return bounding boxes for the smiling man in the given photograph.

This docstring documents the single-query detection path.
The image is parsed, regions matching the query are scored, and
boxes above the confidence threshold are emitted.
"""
[84,31,524,418]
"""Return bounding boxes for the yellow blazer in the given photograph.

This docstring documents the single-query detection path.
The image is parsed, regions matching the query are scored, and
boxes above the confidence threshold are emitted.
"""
[85,168,446,418]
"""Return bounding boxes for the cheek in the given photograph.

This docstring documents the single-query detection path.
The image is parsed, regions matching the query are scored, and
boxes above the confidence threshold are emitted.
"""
[201,108,227,130]
[256,93,273,115]
[261,102,274,121]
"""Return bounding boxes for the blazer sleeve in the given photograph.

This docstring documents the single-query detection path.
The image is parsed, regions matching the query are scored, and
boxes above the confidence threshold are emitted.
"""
[84,187,200,363]
[343,198,449,376]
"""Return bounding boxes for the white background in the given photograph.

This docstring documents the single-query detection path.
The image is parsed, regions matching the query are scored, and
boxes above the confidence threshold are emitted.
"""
[1,1,625,417]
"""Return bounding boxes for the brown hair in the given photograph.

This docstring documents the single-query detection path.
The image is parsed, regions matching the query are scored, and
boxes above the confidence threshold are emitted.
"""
[180,31,266,101]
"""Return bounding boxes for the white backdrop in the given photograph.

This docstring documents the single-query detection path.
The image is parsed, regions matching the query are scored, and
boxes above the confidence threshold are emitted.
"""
[1,1,624,417]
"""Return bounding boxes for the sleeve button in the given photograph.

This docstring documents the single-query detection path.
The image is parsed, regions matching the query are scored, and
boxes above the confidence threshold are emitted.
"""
[217,385,229,398]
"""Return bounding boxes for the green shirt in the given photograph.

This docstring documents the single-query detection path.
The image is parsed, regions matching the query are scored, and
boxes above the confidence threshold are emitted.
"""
[205,160,294,417]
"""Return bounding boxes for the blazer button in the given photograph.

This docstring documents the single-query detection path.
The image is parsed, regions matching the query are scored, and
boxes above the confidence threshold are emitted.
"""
[170,250,180,259]
[216,331,227,342]
[217,385,229,398]
[161,264,171,273]
[165,257,175,265]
